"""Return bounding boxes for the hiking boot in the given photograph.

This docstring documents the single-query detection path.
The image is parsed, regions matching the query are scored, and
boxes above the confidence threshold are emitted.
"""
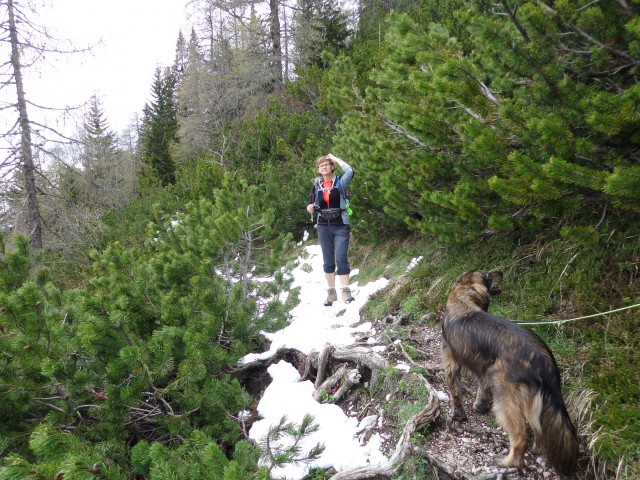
[341,287,355,304]
[324,288,337,306]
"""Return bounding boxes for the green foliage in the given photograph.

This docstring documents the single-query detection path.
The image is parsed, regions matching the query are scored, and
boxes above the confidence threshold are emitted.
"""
[325,1,640,243]
[319,389,335,404]
[259,414,325,474]
[0,184,288,475]
[141,67,179,186]
[294,0,350,71]
[0,237,72,453]
[128,432,265,479]
[393,451,437,480]
[3,1,640,479]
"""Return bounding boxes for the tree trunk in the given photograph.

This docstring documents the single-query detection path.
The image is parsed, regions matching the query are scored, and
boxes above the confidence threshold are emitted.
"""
[7,0,43,250]
[269,0,283,88]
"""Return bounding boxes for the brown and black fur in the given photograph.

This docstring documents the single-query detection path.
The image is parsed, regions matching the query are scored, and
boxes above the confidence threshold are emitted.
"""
[442,270,578,477]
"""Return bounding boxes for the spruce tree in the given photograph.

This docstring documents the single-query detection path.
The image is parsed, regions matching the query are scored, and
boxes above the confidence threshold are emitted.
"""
[293,0,350,70]
[140,67,179,186]
[79,95,123,205]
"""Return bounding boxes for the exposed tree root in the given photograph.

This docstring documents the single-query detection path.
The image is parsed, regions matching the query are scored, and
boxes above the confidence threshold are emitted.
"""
[330,375,441,480]
[232,347,308,372]
[314,343,388,389]
[234,343,476,478]
[313,364,360,403]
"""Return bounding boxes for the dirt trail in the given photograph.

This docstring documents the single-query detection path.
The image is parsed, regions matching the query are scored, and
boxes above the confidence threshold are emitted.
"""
[339,319,567,480]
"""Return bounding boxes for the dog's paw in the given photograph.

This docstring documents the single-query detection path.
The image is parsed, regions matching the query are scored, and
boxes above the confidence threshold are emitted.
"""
[495,451,524,469]
[446,413,467,431]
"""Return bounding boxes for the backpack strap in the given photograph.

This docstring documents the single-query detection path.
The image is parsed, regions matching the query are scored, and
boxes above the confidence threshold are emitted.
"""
[314,176,351,213]
[335,176,349,202]
[313,176,323,207]
[336,176,352,215]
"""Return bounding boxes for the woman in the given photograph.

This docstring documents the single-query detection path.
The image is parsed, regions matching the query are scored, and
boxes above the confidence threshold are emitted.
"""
[306,153,355,306]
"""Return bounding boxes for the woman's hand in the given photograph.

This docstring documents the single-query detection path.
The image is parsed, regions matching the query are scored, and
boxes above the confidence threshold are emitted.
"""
[327,153,344,165]
[307,204,315,214]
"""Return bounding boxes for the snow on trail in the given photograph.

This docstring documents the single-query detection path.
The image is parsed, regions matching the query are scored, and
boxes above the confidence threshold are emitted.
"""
[240,242,390,479]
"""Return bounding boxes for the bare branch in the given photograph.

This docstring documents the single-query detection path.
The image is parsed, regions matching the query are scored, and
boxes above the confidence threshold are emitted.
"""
[500,0,529,43]
[383,119,427,148]
[478,81,500,106]
[536,0,638,65]
[614,0,633,17]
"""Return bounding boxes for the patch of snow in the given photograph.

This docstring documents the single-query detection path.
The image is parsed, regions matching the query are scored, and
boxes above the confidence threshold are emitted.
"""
[395,362,410,372]
[435,390,449,402]
[249,361,387,479]
[406,256,423,272]
[240,244,391,478]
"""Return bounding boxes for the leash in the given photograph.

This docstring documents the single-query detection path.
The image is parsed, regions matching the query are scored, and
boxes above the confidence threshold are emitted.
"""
[514,303,640,326]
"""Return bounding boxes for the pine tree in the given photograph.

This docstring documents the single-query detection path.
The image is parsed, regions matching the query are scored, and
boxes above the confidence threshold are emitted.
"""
[141,67,179,186]
[293,0,350,70]
[80,95,122,202]
[173,30,188,78]
[259,414,325,475]
[327,0,640,243]
[0,235,77,454]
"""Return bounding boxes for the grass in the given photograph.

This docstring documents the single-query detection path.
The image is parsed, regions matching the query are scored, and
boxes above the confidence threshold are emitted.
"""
[345,229,640,480]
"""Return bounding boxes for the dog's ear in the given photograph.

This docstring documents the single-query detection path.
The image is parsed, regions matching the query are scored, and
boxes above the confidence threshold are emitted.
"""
[455,270,475,285]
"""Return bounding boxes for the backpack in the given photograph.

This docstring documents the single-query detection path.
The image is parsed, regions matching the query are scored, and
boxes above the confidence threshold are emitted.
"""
[314,176,352,216]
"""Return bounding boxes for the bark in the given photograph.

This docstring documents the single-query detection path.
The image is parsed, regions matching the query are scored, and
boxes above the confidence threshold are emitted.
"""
[314,343,389,389]
[313,364,361,403]
[499,0,529,43]
[232,347,308,374]
[269,0,283,88]
[7,0,43,250]
[383,119,427,148]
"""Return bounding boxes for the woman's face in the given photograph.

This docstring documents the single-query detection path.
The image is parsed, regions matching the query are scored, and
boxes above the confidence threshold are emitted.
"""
[318,161,333,175]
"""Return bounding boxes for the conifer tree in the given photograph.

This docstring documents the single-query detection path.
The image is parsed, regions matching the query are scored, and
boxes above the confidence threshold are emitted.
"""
[0,235,77,454]
[327,0,640,242]
[140,67,179,186]
[173,30,188,77]
[79,95,124,203]
[260,414,325,475]
[293,0,350,70]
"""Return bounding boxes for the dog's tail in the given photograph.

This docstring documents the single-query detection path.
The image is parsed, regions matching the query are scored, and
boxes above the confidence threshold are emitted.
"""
[533,388,579,477]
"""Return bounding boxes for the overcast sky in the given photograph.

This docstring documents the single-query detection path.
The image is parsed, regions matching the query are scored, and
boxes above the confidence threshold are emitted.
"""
[23,0,190,134]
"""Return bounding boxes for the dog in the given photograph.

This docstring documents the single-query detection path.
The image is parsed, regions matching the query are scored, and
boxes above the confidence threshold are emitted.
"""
[441,270,578,477]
